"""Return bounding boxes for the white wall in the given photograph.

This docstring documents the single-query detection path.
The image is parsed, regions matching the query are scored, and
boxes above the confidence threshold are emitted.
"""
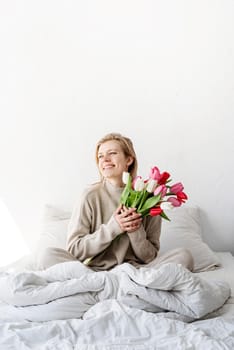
[0,1,234,253]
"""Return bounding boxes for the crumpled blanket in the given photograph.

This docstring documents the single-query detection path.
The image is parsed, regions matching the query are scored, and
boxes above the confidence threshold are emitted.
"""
[0,261,230,322]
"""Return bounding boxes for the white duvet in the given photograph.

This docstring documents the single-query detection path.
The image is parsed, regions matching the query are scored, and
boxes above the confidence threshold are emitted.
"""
[0,261,233,349]
[0,299,234,350]
[0,261,230,323]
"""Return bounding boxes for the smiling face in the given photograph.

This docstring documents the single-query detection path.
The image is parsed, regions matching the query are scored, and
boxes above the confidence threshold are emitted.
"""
[97,140,133,187]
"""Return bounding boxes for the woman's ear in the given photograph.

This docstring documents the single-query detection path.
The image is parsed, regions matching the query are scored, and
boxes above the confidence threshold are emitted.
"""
[126,156,134,167]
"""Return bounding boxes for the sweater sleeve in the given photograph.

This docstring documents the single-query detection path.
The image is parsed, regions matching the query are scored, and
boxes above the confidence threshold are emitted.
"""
[127,215,161,264]
[66,191,123,261]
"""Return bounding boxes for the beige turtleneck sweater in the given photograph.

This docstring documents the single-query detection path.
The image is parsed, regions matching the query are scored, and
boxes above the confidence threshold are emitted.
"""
[66,180,161,271]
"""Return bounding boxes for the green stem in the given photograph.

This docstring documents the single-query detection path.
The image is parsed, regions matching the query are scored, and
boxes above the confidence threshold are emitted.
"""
[137,190,149,211]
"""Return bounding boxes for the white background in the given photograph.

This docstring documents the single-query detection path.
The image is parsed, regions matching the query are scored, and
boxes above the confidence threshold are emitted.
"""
[0,1,234,254]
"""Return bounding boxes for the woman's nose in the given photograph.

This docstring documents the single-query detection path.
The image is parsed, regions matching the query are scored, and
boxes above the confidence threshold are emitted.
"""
[103,154,110,162]
[103,154,110,161]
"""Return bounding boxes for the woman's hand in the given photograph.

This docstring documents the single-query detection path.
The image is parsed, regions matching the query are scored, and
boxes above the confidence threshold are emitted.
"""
[114,205,142,233]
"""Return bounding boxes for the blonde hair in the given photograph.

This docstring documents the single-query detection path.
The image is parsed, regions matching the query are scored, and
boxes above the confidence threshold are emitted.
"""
[95,132,138,178]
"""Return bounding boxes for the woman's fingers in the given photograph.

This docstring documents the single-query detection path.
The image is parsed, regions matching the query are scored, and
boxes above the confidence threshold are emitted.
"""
[124,212,140,222]
[115,204,123,215]
[121,214,142,232]
[120,207,137,218]
[114,205,142,232]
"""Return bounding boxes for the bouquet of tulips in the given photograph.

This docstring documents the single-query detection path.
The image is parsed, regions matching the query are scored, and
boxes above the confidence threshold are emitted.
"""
[120,166,188,221]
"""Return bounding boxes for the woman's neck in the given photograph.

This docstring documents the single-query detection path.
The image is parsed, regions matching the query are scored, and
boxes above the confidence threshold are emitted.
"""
[104,178,124,188]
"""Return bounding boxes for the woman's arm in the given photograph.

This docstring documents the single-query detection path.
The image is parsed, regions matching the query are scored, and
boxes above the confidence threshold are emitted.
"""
[127,216,161,264]
[66,193,123,261]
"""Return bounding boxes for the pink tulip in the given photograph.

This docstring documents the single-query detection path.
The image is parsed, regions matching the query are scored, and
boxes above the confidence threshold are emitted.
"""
[167,197,182,207]
[149,166,161,181]
[132,176,141,188]
[170,182,184,194]
[154,184,167,197]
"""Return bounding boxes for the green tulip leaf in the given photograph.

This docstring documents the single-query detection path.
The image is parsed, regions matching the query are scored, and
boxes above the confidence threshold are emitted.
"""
[120,175,132,205]
[137,190,149,210]
[139,194,161,212]
[160,211,171,221]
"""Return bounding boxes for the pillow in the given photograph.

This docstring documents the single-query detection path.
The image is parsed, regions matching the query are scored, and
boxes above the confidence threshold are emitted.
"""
[36,204,70,251]
[3,205,219,273]
[39,204,219,272]
[159,206,220,272]
[0,205,71,273]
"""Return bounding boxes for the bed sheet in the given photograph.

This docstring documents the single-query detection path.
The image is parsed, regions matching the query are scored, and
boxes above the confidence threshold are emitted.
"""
[196,252,234,295]
[195,251,234,320]
[0,252,233,350]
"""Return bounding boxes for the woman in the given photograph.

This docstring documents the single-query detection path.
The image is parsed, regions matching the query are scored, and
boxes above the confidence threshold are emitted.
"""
[37,132,193,271]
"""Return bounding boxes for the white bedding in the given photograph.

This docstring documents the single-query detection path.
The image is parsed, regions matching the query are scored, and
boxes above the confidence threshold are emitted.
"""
[0,252,233,350]
[0,261,230,322]
[195,251,234,320]
[196,252,234,295]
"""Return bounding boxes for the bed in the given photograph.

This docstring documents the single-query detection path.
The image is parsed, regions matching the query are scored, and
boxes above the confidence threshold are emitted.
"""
[0,206,233,349]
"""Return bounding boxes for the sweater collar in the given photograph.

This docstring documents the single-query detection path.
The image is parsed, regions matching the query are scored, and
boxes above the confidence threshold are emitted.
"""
[103,179,124,195]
